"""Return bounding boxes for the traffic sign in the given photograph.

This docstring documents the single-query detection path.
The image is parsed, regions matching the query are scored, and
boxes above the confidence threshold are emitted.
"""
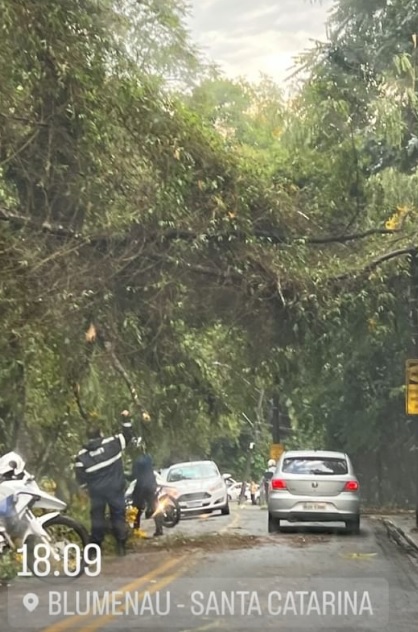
[407,359,418,383]
[406,360,418,414]
[270,443,284,461]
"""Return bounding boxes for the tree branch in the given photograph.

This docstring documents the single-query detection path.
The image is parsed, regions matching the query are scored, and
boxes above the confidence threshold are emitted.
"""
[180,260,244,282]
[0,112,49,127]
[71,382,89,421]
[332,246,417,281]
[366,246,417,269]
[94,325,150,423]
[0,207,83,238]
[306,227,399,244]
[0,206,400,248]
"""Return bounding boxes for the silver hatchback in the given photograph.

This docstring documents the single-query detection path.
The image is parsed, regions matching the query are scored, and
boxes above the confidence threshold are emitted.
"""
[267,450,360,534]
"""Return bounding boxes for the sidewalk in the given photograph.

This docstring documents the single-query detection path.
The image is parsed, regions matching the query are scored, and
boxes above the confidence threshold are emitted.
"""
[380,512,418,557]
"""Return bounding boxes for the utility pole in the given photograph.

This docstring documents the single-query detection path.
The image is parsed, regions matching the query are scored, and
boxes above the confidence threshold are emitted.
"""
[409,251,418,528]
[238,442,254,505]
[271,393,281,443]
[238,389,264,504]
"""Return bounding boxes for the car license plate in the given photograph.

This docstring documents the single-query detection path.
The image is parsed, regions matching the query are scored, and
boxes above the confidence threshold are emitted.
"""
[303,502,326,510]
[188,501,202,508]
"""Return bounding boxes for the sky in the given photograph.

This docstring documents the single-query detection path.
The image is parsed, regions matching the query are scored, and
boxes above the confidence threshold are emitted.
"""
[187,0,334,85]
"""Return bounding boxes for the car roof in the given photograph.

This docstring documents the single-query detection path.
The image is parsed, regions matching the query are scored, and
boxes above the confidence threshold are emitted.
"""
[281,450,348,459]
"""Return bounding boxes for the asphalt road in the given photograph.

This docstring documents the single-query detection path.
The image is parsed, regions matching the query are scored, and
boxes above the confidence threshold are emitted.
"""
[2,506,418,631]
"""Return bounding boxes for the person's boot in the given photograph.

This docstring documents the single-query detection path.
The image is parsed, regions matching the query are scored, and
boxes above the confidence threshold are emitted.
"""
[116,540,126,556]
[153,517,163,537]
[133,510,147,538]
[88,542,102,561]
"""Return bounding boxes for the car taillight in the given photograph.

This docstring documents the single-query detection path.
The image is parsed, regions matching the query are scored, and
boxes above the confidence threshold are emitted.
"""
[344,480,359,491]
[271,478,287,490]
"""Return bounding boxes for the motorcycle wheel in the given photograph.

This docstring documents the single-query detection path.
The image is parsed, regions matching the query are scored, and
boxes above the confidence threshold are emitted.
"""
[26,515,89,581]
[160,494,181,528]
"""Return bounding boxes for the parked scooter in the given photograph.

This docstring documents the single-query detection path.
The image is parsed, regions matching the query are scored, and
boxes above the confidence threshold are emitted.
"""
[124,478,181,529]
[0,451,89,580]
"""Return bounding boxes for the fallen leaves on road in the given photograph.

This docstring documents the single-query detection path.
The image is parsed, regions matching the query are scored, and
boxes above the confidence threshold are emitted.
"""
[340,552,377,560]
[97,534,266,575]
[363,508,415,515]
[129,531,335,553]
[131,533,261,553]
[277,534,332,547]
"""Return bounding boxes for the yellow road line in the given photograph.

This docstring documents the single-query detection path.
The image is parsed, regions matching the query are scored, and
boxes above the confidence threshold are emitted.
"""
[41,555,183,632]
[181,619,222,632]
[219,510,240,534]
[79,567,187,632]
[180,620,221,632]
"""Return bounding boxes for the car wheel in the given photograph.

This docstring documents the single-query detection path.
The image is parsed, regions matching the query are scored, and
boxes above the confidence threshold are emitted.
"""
[221,502,230,516]
[345,516,360,535]
[268,513,281,534]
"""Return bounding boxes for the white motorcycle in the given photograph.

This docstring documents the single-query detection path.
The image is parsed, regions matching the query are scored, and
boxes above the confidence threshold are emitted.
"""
[0,451,89,580]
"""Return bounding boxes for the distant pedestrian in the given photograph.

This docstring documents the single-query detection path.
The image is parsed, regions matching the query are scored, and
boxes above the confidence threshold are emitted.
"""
[263,459,276,502]
[250,481,257,505]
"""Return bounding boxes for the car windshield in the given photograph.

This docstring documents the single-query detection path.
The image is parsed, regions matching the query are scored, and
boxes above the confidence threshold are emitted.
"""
[282,457,348,475]
[167,463,219,482]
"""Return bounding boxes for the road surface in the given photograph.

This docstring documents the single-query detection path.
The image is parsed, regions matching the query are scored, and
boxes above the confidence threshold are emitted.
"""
[1,505,418,631]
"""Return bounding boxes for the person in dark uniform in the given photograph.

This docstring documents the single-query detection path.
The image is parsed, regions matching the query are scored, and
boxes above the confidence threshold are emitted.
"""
[263,459,277,503]
[131,453,164,537]
[74,410,134,556]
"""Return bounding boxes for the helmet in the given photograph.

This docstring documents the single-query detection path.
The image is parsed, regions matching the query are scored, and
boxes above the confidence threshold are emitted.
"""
[268,459,276,468]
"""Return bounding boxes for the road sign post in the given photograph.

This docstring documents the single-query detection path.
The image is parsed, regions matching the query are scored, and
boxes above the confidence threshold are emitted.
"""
[269,443,284,462]
[409,253,418,528]
[406,359,418,415]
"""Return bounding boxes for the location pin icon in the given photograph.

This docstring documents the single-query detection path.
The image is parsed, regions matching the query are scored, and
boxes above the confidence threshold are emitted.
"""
[23,593,39,613]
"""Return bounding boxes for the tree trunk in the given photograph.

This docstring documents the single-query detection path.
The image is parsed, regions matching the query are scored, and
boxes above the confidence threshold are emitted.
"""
[4,334,31,460]
[376,449,382,507]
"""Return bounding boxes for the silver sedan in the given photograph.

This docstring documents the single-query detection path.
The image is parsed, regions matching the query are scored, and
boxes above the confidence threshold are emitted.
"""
[165,460,229,515]
[267,450,361,534]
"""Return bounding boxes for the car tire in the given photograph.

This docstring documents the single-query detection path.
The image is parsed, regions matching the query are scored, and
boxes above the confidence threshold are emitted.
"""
[221,502,230,516]
[268,513,281,534]
[345,516,360,535]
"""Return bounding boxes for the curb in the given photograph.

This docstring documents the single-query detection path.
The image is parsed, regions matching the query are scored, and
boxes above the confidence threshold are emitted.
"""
[382,518,418,557]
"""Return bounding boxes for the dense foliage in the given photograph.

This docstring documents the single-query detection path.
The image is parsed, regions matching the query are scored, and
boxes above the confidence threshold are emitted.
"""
[0,0,417,504]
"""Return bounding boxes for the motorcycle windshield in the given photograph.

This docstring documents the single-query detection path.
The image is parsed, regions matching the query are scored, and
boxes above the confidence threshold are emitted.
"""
[0,494,15,518]
[4,480,67,511]
[35,493,67,511]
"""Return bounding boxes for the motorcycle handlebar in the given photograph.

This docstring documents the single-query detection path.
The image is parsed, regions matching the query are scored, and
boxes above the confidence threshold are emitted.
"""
[0,470,33,484]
